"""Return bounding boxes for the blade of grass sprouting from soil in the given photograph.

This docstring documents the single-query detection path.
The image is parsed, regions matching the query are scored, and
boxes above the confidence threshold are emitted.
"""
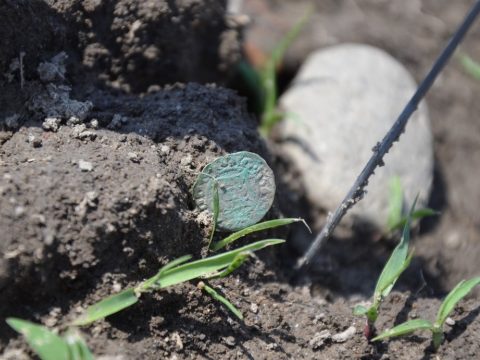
[211,218,308,251]
[459,53,480,80]
[207,251,250,279]
[387,176,404,231]
[199,282,244,320]
[208,181,220,248]
[139,254,194,292]
[379,250,414,299]
[158,239,285,288]
[374,198,417,299]
[296,1,480,271]
[372,319,433,341]
[72,288,139,326]
[259,8,311,135]
[389,208,439,231]
[159,255,193,276]
[435,276,480,327]
[64,330,95,360]
[6,318,69,360]
[353,304,369,316]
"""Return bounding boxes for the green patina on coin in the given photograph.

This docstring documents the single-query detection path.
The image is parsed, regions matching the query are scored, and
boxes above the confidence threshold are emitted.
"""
[192,151,276,231]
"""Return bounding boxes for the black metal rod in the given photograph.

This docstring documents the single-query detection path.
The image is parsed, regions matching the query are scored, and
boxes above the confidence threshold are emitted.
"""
[296,0,480,271]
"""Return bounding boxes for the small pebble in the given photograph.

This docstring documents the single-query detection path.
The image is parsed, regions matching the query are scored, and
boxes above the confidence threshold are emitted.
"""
[66,116,81,126]
[14,206,25,217]
[309,330,331,349]
[78,130,97,140]
[72,124,87,138]
[313,313,326,324]
[42,117,62,132]
[332,326,356,343]
[223,336,236,347]
[445,317,456,326]
[180,154,192,166]
[128,152,140,163]
[250,303,259,314]
[266,343,279,351]
[78,159,93,172]
[89,118,99,129]
[27,134,43,148]
[160,145,170,155]
[171,332,183,351]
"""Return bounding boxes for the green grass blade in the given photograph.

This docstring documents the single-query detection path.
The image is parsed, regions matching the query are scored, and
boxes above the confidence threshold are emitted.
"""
[375,198,418,299]
[372,319,433,341]
[259,8,311,136]
[207,252,250,279]
[353,304,369,316]
[159,255,193,276]
[459,54,480,80]
[389,208,439,231]
[139,254,194,292]
[379,250,414,299]
[72,288,139,326]
[435,276,480,327]
[6,318,69,360]
[200,282,243,320]
[158,239,285,288]
[64,330,94,360]
[387,176,404,231]
[211,218,308,251]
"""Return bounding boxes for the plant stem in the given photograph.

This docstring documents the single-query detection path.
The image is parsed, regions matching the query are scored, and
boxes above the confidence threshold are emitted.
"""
[295,0,480,271]
[432,328,444,351]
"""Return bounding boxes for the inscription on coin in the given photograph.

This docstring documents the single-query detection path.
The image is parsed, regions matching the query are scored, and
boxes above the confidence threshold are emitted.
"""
[192,151,276,231]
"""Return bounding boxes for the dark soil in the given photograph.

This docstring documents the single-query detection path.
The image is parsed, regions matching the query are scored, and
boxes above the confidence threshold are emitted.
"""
[1,1,480,359]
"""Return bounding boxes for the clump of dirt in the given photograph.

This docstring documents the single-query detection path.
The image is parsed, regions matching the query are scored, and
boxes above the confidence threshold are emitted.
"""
[74,0,242,92]
[0,0,241,95]
[0,79,274,339]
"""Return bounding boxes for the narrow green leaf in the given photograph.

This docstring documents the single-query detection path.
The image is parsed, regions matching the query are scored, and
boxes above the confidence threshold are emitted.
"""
[353,305,369,316]
[387,176,404,231]
[389,208,439,231]
[207,252,250,279]
[64,329,94,360]
[372,319,433,341]
[211,218,308,251]
[459,54,480,80]
[435,276,480,327]
[159,255,193,276]
[73,288,139,326]
[158,239,285,288]
[259,8,311,136]
[6,318,69,360]
[138,254,194,293]
[379,250,414,299]
[200,283,243,320]
[375,198,418,299]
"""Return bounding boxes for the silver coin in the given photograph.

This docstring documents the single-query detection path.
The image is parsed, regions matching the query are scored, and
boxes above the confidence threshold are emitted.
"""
[192,151,276,231]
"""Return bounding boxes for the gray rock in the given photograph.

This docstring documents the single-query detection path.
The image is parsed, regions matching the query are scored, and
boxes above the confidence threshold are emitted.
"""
[279,44,433,230]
